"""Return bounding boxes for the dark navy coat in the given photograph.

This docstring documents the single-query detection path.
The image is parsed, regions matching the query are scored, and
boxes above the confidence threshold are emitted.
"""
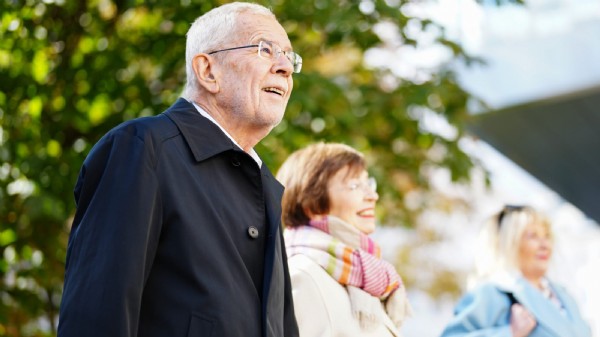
[58,98,299,337]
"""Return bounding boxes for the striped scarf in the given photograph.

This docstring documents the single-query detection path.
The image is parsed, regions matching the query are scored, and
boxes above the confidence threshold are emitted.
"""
[284,215,401,299]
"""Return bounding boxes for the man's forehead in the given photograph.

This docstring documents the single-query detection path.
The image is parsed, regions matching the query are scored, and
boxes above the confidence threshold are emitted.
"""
[235,13,291,47]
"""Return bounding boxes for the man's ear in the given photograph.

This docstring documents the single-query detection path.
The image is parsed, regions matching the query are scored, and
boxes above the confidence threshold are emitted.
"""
[192,53,219,94]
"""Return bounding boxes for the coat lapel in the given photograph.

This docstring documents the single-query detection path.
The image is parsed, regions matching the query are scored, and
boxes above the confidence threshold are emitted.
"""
[550,282,591,337]
[511,278,574,337]
[164,98,237,162]
[260,165,284,298]
[260,165,285,337]
[380,313,401,337]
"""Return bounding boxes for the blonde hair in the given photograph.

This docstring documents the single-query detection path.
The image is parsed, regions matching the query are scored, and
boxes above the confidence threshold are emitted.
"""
[469,205,553,288]
[276,142,366,228]
[181,2,275,98]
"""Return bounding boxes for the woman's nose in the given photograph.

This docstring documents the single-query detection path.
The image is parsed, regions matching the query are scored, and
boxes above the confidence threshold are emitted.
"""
[365,189,379,201]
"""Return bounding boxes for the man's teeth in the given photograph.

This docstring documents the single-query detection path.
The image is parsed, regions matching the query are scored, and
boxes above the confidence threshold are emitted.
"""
[264,87,283,95]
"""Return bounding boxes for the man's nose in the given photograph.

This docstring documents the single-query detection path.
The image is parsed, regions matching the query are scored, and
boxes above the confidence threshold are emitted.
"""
[272,53,294,76]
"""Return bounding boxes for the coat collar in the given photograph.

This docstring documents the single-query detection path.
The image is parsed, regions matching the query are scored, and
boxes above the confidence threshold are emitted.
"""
[164,98,239,162]
[164,97,285,246]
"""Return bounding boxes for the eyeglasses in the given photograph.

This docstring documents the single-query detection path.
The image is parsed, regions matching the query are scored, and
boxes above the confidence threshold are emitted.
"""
[208,40,302,74]
[348,177,377,193]
[497,205,525,227]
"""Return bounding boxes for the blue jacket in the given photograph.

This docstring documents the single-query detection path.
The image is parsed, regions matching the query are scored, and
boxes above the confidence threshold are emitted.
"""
[441,277,590,337]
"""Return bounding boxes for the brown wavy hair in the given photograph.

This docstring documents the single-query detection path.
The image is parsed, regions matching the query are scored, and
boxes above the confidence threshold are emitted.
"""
[276,142,366,228]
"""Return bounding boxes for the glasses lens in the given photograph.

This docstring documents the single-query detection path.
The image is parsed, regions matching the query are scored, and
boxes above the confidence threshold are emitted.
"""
[291,53,302,73]
[348,178,376,192]
[258,41,274,59]
[367,177,377,192]
[258,41,302,74]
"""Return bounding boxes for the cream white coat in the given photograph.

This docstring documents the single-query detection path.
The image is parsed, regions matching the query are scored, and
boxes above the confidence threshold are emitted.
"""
[289,254,402,337]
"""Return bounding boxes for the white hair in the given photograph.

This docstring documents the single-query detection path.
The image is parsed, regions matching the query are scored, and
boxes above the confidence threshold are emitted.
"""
[181,2,275,99]
[468,206,553,289]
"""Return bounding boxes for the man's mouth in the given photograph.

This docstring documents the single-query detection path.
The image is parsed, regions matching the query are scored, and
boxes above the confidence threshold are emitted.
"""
[263,87,284,96]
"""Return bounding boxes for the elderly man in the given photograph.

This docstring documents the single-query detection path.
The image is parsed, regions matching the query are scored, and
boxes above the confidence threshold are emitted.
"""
[57,3,301,337]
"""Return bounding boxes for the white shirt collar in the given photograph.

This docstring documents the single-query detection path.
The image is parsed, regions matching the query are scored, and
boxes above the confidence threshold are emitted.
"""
[188,100,262,168]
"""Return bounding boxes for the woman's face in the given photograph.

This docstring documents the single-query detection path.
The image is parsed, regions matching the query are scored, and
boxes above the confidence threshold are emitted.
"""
[517,220,553,282]
[326,166,379,234]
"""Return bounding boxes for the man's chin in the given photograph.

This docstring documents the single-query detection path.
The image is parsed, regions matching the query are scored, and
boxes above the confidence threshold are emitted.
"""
[262,110,285,127]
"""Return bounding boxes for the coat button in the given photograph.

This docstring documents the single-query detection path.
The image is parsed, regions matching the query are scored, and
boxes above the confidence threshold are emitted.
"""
[247,226,259,239]
[231,158,241,167]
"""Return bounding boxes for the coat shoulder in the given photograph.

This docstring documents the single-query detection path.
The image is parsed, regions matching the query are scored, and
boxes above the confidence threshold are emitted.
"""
[85,113,180,168]
[440,283,513,337]
[459,283,512,309]
[110,113,180,145]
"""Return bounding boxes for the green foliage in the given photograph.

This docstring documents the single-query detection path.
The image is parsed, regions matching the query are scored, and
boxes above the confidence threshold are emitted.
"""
[1,0,485,335]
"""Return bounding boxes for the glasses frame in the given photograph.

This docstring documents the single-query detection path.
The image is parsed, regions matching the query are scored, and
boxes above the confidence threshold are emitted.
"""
[207,40,302,73]
[348,177,377,193]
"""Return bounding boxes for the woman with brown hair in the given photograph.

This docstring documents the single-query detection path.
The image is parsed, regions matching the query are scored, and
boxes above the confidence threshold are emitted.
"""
[277,142,412,337]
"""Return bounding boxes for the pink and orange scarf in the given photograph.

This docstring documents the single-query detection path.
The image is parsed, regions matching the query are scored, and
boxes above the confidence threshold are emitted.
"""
[285,215,413,331]
[285,216,401,299]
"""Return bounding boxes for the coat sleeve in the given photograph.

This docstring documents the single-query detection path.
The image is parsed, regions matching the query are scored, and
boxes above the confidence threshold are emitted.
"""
[440,285,512,337]
[58,129,162,337]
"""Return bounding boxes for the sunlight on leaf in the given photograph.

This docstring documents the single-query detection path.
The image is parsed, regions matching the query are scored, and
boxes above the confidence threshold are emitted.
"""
[46,139,62,158]
[0,50,10,69]
[28,96,42,120]
[313,45,362,76]
[0,229,17,246]
[78,36,95,54]
[88,94,112,125]
[32,50,49,83]
[52,96,66,111]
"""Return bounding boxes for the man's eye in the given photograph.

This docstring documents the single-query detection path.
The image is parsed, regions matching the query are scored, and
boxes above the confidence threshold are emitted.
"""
[261,46,273,55]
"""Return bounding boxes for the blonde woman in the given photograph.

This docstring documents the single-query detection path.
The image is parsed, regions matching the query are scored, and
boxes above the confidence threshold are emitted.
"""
[441,205,591,337]
[277,142,412,337]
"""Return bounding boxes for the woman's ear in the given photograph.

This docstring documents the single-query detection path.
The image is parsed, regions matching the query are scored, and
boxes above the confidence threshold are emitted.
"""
[192,53,219,94]
[303,206,326,221]
[310,214,327,221]
[303,206,314,220]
